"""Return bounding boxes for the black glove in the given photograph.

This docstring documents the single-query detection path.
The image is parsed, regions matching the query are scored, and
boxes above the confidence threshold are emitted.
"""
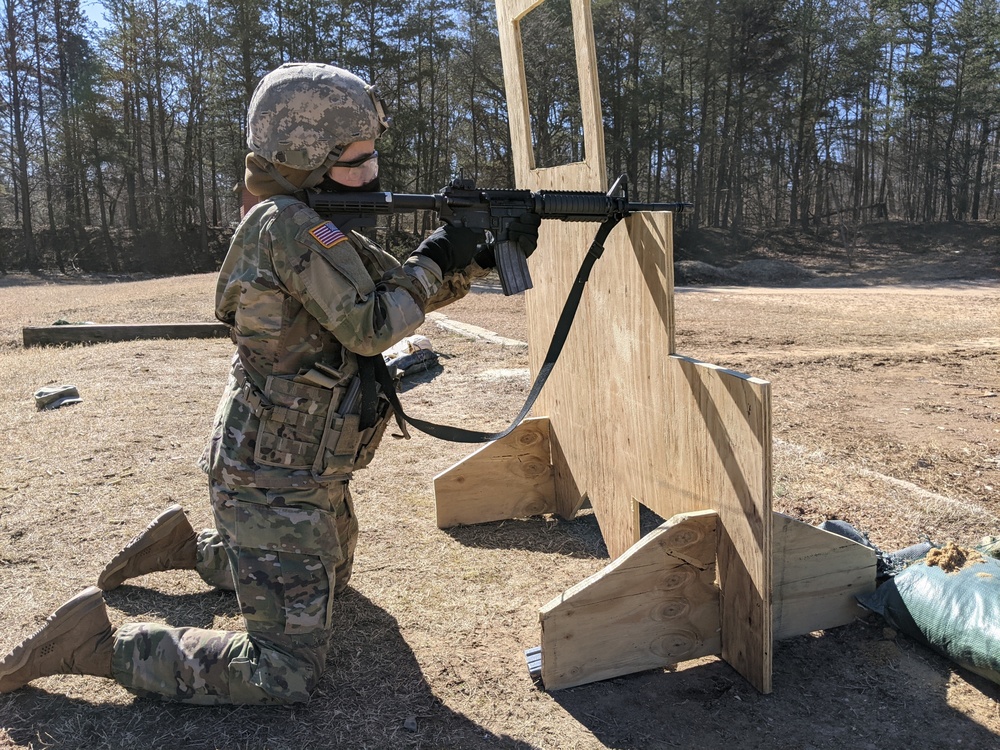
[412,225,485,274]
[474,211,541,268]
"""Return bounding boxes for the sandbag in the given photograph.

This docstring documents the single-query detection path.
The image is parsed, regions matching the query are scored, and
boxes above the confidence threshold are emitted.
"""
[858,545,1000,684]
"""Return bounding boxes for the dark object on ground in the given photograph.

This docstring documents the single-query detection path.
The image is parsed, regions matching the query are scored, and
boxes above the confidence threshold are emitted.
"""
[818,519,932,581]
[388,348,439,378]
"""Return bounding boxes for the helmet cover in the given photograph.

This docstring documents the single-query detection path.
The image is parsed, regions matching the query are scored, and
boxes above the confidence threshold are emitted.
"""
[247,62,389,171]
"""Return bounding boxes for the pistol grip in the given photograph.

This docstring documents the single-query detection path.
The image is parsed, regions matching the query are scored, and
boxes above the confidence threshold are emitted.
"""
[494,239,533,295]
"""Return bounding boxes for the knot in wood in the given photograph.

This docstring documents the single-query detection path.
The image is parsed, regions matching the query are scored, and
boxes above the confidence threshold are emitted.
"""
[652,599,690,621]
[658,568,694,591]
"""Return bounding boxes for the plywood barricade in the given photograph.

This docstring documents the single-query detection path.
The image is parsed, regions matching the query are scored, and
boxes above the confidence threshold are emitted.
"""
[433,0,876,694]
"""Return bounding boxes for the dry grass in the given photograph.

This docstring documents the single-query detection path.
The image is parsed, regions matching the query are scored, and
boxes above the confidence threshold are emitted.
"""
[0,270,999,749]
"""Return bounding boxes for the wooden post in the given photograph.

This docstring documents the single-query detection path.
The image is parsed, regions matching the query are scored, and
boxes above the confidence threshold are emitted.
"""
[23,323,231,347]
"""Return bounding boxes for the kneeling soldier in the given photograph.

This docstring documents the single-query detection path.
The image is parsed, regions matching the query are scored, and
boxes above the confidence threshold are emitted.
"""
[0,62,537,704]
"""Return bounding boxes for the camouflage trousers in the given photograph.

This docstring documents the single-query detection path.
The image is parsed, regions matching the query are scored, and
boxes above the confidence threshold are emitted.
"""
[111,478,358,705]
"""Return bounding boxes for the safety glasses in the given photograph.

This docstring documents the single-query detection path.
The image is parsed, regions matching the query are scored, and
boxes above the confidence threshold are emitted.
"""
[330,150,379,185]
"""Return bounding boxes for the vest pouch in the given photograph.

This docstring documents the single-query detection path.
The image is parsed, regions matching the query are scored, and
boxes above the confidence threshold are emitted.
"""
[353,399,393,470]
[253,375,340,469]
[314,388,393,475]
[315,413,363,477]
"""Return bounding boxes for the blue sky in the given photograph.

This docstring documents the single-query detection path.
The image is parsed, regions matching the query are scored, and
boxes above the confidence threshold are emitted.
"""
[81,0,106,31]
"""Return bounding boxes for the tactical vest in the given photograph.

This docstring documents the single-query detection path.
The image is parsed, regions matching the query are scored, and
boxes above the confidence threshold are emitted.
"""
[233,352,392,478]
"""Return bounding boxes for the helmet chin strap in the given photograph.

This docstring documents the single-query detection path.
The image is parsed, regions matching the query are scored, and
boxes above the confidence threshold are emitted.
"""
[263,162,306,194]
[306,151,343,189]
[263,149,343,195]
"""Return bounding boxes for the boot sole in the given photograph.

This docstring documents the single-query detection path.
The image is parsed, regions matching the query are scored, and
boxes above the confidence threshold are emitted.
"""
[0,586,105,690]
[97,504,188,590]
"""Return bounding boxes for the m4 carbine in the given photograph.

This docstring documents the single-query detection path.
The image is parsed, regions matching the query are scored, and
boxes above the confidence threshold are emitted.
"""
[304,175,691,296]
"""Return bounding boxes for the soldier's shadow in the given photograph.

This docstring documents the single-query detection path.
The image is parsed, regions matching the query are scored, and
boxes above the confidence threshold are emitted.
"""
[397,364,445,392]
[106,585,242,629]
[0,590,529,750]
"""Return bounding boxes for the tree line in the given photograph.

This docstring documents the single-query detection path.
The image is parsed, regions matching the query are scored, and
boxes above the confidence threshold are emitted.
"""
[2,0,999,272]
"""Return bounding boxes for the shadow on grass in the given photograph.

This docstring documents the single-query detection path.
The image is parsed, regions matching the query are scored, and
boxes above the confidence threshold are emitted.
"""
[443,509,609,560]
[547,621,1000,749]
[106,586,241,630]
[397,365,445,392]
[0,590,532,750]
[443,504,673,560]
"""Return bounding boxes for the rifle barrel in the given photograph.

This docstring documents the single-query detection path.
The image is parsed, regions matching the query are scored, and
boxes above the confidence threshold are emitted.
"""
[535,191,691,220]
[628,201,693,214]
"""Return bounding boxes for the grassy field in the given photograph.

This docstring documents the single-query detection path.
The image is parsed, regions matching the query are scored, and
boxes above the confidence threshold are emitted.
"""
[0,268,998,749]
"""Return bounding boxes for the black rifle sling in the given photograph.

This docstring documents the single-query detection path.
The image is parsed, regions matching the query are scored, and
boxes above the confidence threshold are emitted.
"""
[361,217,623,444]
[357,354,379,430]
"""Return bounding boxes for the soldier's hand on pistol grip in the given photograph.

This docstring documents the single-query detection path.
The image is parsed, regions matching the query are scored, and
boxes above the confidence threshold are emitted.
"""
[474,210,541,268]
[411,224,487,274]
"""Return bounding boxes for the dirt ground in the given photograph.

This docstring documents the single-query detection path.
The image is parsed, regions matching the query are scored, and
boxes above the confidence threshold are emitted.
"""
[0,222,998,749]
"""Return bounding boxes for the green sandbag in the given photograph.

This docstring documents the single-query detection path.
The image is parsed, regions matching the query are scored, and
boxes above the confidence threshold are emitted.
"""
[858,551,1000,684]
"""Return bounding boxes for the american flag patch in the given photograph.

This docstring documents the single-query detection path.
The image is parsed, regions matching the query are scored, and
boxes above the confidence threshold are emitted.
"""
[308,221,347,248]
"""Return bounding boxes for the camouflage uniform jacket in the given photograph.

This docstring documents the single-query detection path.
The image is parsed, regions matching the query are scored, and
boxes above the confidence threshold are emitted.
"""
[199,194,477,489]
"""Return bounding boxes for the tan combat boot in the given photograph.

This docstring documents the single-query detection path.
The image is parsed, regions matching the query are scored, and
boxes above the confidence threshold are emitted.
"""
[0,586,114,693]
[97,504,198,590]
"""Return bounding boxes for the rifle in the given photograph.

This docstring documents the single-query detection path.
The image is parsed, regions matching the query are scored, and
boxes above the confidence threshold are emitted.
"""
[304,174,691,295]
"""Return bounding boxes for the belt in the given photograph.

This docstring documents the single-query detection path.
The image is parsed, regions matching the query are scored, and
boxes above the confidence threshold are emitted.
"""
[233,364,272,419]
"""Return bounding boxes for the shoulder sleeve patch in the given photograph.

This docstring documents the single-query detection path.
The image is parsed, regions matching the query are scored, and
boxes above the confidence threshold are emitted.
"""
[308,221,349,249]
[294,223,377,298]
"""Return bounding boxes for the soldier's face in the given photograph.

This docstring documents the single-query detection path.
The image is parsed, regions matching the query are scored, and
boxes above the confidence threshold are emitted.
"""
[328,140,378,187]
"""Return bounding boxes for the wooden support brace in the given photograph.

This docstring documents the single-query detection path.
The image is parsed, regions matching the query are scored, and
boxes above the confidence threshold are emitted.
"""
[23,323,231,347]
[772,513,877,638]
[534,511,877,691]
[434,417,556,528]
[539,510,720,690]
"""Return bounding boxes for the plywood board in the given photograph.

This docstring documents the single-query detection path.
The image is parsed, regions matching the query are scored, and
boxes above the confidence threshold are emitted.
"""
[520,210,772,690]
[497,0,605,182]
[434,417,556,527]
[773,513,877,638]
[495,0,773,692]
[539,511,719,690]
[497,0,608,522]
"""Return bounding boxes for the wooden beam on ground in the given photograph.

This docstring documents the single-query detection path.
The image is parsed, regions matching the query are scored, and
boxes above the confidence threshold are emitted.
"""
[424,312,527,348]
[434,417,556,528]
[23,323,230,347]
[539,511,720,691]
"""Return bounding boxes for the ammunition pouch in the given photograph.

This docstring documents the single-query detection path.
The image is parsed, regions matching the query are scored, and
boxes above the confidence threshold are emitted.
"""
[236,364,391,476]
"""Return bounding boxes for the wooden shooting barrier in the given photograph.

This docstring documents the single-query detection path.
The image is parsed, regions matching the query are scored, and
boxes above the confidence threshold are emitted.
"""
[434,0,876,693]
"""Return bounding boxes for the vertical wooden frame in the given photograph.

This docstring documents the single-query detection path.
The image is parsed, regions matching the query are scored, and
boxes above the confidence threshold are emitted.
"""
[487,0,775,692]
[496,0,605,188]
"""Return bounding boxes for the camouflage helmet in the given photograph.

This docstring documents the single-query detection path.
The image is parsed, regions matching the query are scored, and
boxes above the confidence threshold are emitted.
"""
[246,62,389,172]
